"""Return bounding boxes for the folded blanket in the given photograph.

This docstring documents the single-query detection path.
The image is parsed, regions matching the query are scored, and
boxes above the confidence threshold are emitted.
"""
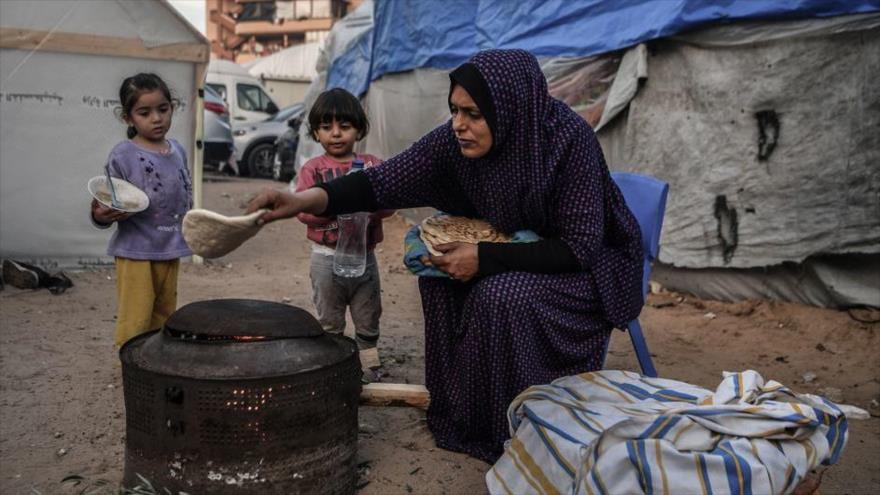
[403,221,540,278]
[488,370,848,495]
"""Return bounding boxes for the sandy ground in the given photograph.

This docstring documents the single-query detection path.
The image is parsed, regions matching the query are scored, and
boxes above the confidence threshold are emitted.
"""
[1,174,878,494]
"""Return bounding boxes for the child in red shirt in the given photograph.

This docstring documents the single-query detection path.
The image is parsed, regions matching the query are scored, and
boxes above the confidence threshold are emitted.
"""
[295,88,393,378]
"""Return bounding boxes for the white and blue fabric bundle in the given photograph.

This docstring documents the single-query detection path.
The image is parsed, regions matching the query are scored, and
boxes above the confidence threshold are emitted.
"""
[488,370,848,495]
[403,215,539,278]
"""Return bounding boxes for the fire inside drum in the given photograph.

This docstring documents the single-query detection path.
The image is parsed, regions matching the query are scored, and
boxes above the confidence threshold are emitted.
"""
[119,299,362,494]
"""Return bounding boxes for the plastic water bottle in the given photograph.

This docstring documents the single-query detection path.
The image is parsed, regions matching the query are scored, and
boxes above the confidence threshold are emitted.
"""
[333,159,370,277]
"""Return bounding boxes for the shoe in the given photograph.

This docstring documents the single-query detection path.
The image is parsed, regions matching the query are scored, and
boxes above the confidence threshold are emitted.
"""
[359,347,381,370]
[46,272,73,295]
[361,367,377,384]
[2,259,39,290]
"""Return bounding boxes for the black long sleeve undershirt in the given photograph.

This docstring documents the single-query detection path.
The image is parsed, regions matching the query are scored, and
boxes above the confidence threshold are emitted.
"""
[477,239,580,276]
[314,174,582,276]
[315,172,379,215]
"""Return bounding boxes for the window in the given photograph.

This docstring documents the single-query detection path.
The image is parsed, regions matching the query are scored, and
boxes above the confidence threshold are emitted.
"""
[207,83,227,101]
[237,84,274,113]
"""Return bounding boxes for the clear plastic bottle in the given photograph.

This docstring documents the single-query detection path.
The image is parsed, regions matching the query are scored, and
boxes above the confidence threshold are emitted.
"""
[333,159,370,277]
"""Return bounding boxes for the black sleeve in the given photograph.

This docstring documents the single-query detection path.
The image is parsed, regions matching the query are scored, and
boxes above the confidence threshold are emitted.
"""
[314,172,380,216]
[478,238,581,276]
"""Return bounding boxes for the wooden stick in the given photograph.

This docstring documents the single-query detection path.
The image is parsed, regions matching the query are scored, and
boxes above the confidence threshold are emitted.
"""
[360,383,430,409]
[0,28,208,63]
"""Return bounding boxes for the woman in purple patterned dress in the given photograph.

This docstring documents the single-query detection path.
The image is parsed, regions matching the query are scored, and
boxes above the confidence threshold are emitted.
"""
[248,49,644,463]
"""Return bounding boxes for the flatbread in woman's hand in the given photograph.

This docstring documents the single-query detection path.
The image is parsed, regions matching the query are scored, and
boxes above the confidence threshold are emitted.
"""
[182,209,267,258]
[419,215,511,255]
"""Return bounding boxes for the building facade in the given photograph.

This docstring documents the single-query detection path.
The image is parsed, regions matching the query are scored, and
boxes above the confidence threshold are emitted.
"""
[206,0,362,63]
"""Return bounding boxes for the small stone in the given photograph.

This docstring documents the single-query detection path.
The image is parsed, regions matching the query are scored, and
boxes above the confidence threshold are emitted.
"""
[282,297,292,303]
[817,387,843,403]
[77,325,86,330]
[703,312,717,320]
[870,399,879,409]
[802,372,817,383]
[53,431,63,438]
[359,423,378,435]
[778,322,785,328]
[649,281,663,294]
[107,384,115,389]
[56,448,67,457]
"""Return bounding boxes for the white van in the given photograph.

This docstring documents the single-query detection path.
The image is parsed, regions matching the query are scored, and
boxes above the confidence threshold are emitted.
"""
[206,59,279,124]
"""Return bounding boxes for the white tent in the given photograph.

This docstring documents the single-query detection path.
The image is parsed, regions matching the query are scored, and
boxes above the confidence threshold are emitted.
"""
[245,42,320,106]
[0,0,209,268]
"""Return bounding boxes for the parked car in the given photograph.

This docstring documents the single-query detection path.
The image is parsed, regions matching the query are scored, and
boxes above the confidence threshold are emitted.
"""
[206,59,279,124]
[202,85,235,173]
[273,111,304,182]
[232,103,304,178]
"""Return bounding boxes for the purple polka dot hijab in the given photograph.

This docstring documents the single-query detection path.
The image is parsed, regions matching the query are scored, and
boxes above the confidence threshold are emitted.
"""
[365,49,644,325]
[367,49,580,232]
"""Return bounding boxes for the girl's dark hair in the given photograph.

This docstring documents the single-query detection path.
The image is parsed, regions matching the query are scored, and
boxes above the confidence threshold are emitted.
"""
[117,73,177,138]
[307,88,369,141]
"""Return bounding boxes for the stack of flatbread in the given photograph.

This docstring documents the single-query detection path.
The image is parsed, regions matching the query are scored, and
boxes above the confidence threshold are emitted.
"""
[419,215,511,256]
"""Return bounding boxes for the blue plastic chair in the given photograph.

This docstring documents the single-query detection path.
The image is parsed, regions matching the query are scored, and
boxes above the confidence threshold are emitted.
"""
[608,172,669,378]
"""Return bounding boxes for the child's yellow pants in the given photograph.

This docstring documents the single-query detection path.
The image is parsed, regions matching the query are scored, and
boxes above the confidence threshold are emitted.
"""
[114,257,179,347]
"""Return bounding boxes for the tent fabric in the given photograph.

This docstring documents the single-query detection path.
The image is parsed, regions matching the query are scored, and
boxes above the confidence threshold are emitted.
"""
[328,0,880,97]
[0,0,205,268]
[246,42,320,82]
[294,0,374,171]
[596,24,880,270]
[595,44,647,131]
[654,254,880,309]
[0,0,202,48]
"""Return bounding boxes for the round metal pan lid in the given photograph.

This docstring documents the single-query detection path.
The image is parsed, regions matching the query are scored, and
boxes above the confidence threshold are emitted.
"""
[163,299,324,340]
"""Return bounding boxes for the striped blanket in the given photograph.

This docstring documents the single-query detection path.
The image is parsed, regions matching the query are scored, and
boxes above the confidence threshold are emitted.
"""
[487,370,847,495]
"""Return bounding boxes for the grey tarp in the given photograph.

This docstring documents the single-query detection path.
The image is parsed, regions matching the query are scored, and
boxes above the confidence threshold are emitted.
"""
[596,15,879,307]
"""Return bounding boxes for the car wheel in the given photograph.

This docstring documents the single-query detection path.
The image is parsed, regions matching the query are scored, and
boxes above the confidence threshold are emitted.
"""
[245,143,276,178]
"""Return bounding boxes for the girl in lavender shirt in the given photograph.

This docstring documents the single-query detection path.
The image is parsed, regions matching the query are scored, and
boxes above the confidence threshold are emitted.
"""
[90,73,192,346]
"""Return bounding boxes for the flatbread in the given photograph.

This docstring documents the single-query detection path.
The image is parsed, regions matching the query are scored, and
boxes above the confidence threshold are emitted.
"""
[419,215,511,256]
[183,209,267,258]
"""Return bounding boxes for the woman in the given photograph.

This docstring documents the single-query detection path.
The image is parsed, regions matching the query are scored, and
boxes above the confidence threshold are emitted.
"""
[247,49,644,463]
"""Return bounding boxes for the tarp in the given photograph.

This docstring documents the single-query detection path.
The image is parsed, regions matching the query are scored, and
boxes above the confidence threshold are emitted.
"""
[295,0,374,171]
[597,22,880,269]
[329,0,880,96]
[301,2,880,307]
[0,0,207,268]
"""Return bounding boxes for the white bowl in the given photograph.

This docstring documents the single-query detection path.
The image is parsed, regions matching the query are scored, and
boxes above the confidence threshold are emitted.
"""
[87,176,150,213]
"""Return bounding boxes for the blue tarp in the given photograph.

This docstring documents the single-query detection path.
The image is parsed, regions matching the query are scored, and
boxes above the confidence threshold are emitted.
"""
[328,0,880,96]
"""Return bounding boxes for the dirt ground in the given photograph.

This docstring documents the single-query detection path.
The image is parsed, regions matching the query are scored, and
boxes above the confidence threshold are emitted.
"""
[1,174,878,494]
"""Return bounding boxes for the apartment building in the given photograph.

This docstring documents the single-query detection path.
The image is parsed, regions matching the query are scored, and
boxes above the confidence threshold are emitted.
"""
[206,0,363,63]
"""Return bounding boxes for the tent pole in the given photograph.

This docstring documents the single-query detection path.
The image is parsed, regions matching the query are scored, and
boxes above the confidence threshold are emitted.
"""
[191,62,208,265]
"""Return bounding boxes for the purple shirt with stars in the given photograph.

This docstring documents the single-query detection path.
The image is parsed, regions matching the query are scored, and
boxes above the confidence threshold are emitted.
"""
[103,139,193,260]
